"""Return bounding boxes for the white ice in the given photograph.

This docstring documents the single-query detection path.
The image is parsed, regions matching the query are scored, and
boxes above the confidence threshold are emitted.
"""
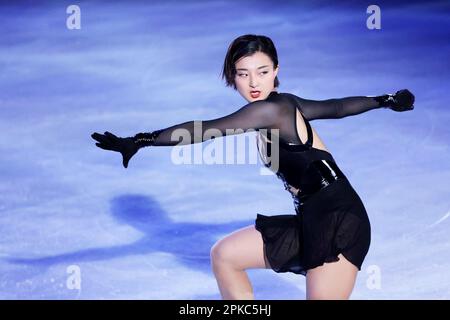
[0,0,449,299]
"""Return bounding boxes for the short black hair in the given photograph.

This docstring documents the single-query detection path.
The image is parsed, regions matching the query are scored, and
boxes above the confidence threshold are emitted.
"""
[221,34,280,90]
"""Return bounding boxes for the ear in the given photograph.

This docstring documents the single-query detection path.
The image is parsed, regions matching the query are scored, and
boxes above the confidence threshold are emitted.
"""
[273,65,279,77]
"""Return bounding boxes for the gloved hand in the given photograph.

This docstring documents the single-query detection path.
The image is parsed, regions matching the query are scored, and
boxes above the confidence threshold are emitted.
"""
[91,131,138,168]
[375,89,415,112]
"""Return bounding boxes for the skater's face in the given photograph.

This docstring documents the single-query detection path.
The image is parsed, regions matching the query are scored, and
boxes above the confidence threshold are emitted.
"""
[234,51,279,102]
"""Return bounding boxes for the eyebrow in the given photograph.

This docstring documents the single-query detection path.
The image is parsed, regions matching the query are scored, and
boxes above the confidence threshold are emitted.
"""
[236,65,270,71]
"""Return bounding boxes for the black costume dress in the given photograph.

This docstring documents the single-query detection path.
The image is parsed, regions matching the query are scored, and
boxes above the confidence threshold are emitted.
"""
[151,90,377,275]
[255,92,371,275]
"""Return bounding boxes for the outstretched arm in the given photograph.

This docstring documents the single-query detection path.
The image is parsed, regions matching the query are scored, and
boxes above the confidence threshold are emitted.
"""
[294,96,381,120]
[91,100,283,167]
[147,100,282,146]
[291,89,415,121]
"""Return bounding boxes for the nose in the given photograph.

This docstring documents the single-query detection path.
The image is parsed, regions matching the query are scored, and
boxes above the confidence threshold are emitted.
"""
[249,75,259,88]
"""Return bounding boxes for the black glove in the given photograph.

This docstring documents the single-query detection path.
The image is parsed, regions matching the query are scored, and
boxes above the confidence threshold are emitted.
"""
[375,89,415,112]
[91,130,162,168]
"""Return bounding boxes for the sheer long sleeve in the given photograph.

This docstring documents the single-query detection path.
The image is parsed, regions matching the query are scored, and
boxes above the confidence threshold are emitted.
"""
[290,95,383,121]
[142,92,385,147]
[152,100,283,146]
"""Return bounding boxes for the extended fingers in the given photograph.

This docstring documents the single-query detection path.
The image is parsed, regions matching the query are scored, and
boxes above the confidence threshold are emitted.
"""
[91,132,115,149]
[96,143,111,151]
[91,132,106,143]
[104,131,118,139]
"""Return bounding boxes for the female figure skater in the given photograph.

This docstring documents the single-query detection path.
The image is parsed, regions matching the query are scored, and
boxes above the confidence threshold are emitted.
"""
[91,34,414,300]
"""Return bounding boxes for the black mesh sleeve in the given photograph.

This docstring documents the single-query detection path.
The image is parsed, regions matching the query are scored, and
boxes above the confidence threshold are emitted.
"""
[291,95,384,121]
[151,100,283,146]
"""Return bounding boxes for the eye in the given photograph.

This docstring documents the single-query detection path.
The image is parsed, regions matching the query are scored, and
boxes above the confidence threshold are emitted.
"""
[238,74,248,77]
[260,71,268,75]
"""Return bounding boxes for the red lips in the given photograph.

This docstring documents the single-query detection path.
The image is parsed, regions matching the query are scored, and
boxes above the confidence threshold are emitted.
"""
[250,91,261,98]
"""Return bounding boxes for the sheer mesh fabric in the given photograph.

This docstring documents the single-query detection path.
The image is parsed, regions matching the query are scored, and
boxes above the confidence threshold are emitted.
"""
[150,91,382,147]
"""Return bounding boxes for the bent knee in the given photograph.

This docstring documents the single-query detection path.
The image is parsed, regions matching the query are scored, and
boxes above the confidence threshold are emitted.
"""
[210,240,235,265]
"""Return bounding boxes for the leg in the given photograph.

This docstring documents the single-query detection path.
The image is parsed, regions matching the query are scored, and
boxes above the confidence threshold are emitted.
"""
[306,253,358,300]
[210,225,270,300]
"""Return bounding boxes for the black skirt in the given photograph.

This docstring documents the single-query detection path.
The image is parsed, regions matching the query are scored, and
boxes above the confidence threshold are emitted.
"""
[255,176,371,276]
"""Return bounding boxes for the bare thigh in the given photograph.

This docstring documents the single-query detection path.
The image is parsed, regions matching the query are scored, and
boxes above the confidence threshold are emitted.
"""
[210,225,271,270]
[306,253,358,300]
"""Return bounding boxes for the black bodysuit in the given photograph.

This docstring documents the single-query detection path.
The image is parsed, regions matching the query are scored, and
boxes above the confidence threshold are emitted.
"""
[152,91,378,275]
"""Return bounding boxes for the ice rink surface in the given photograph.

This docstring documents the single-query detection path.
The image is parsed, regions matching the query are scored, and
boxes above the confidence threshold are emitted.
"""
[0,0,449,299]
